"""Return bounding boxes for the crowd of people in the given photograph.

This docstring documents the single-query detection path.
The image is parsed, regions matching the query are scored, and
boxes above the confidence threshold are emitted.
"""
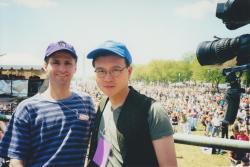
[0,40,249,166]
[132,81,250,166]
[1,79,249,166]
[74,80,250,166]
[78,80,249,135]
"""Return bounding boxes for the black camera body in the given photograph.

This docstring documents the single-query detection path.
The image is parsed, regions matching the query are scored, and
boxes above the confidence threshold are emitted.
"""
[197,0,250,67]
[196,34,250,66]
[196,0,250,125]
[216,0,250,30]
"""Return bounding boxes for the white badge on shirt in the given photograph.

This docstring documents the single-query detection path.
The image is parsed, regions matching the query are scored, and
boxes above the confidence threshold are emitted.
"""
[78,114,89,121]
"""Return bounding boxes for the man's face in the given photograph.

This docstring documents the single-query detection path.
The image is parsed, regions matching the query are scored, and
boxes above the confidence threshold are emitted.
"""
[94,55,132,98]
[43,51,77,87]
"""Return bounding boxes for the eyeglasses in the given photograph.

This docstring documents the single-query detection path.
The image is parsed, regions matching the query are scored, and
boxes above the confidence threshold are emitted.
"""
[95,66,127,78]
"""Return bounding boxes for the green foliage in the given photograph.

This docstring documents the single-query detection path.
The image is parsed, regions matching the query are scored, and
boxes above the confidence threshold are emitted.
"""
[132,53,225,87]
[241,70,250,86]
[190,57,225,84]
[132,59,192,82]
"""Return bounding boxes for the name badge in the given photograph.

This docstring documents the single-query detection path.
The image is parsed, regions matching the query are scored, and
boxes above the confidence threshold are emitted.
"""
[78,114,89,121]
[93,137,112,167]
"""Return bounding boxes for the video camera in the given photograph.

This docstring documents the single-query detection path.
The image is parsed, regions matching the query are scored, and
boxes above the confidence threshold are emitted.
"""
[196,0,250,125]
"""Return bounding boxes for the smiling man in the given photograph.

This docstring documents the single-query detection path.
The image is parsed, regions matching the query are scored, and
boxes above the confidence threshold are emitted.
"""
[86,40,177,167]
[0,41,96,167]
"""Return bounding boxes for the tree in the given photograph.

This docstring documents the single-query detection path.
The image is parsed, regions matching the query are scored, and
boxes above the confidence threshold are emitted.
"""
[132,59,192,83]
[132,52,225,92]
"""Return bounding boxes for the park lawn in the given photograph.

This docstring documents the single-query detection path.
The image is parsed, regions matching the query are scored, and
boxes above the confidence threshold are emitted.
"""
[175,123,231,167]
[176,143,230,167]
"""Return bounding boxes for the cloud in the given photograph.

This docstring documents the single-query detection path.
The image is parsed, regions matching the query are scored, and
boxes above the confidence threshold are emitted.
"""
[14,0,57,8]
[174,0,220,20]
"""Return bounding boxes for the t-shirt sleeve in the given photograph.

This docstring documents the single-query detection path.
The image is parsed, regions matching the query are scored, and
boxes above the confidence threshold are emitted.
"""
[147,102,174,140]
[0,101,31,160]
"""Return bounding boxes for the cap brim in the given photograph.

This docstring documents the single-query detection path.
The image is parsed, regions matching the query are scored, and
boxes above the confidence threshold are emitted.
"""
[87,48,124,59]
[46,49,77,60]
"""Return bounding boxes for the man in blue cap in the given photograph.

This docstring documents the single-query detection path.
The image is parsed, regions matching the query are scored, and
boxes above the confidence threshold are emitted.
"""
[0,41,96,167]
[86,40,177,167]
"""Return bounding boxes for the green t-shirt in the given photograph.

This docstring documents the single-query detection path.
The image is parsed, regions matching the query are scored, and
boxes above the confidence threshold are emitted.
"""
[98,101,173,167]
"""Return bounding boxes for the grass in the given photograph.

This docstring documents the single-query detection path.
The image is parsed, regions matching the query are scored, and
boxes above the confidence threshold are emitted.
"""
[176,144,230,167]
[175,124,231,167]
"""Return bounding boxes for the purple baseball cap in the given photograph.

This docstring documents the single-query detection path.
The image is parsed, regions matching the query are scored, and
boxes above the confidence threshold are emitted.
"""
[86,40,132,65]
[44,41,77,61]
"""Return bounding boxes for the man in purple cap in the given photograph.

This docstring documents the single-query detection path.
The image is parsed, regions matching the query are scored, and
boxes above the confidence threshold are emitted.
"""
[86,40,177,167]
[0,41,96,167]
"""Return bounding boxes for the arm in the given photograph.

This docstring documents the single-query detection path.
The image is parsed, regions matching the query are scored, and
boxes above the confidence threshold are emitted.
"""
[9,159,25,167]
[0,103,31,166]
[148,102,178,167]
[0,121,6,131]
[152,135,178,167]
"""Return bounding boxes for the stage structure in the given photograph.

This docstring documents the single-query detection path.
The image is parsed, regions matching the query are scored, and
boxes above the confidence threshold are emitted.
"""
[0,65,45,114]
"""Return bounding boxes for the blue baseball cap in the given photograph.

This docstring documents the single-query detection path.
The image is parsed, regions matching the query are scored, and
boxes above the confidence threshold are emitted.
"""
[44,41,77,61]
[86,40,132,65]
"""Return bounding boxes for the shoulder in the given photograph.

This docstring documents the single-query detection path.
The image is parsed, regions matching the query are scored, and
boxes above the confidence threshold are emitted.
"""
[15,94,44,112]
[19,94,43,104]
[8,95,42,123]
[147,102,174,139]
[148,102,169,122]
[72,91,93,102]
[149,101,165,113]
[150,101,163,108]
[71,92,96,113]
[129,87,155,105]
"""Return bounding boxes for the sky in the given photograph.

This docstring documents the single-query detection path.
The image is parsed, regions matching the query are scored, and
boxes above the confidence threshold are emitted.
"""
[0,0,249,78]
